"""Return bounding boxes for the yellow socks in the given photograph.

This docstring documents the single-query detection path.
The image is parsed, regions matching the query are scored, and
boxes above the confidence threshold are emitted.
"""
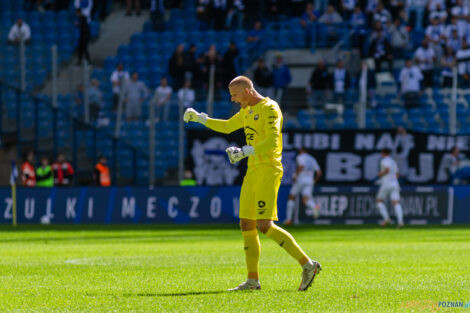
[242,229,260,279]
[265,224,309,266]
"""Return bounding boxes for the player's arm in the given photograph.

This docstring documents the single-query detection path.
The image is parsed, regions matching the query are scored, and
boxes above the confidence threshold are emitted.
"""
[314,169,322,183]
[252,103,282,154]
[183,108,242,134]
[378,167,390,177]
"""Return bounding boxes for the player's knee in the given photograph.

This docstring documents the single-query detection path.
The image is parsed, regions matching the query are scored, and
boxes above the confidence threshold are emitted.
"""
[391,200,399,205]
[302,196,309,205]
[256,220,273,234]
[288,194,295,200]
[376,199,383,203]
[240,219,256,231]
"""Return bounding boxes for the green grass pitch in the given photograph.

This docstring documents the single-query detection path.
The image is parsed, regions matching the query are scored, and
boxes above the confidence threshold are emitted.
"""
[0,224,469,312]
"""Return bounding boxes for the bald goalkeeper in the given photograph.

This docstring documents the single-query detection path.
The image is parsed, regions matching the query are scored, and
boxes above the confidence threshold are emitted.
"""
[183,76,322,291]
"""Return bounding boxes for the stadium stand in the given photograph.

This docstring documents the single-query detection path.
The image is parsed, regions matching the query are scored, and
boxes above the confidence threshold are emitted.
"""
[1,0,470,185]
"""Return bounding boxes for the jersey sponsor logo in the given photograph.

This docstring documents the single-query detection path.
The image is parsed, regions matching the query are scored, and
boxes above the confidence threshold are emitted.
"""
[258,200,266,208]
[254,114,259,120]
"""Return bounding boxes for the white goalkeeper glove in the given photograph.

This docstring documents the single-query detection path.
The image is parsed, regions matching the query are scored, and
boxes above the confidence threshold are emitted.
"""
[225,145,255,164]
[183,108,208,124]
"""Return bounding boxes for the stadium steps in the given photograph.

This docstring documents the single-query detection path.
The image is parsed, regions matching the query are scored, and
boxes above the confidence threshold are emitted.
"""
[40,9,149,96]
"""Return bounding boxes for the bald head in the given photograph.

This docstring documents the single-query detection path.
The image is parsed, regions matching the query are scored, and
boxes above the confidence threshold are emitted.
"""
[229,76,253,90]
[228,76,264,109]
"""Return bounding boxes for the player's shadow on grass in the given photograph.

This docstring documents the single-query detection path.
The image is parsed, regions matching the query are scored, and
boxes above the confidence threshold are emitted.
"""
[123,289,295,297]
[124,291,228,297]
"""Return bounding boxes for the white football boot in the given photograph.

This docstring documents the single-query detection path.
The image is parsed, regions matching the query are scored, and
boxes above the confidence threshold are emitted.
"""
[298,260,322,291]
[228,280,261,291]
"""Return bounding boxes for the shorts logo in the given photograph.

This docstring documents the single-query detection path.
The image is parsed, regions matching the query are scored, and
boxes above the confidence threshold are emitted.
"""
[254,114,259,120]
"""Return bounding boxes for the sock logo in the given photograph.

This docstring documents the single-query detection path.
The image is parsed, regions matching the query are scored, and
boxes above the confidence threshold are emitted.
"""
[279,241,285,247]
[244,246,249,250]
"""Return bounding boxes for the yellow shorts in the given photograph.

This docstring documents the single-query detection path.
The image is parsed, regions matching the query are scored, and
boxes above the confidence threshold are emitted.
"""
[239,166,283,221]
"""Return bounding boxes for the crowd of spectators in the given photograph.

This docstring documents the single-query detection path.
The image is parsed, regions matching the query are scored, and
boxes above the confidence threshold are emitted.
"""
[20,151,75,187]
[20,150,115,187]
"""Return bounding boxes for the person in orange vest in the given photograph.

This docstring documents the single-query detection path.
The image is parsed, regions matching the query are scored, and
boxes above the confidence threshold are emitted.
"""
[94,155,111,186]
[21,150,36,187]
[52,153,75,186]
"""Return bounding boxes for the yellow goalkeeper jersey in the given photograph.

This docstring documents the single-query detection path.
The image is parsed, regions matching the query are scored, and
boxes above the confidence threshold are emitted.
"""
[205,97,283,172]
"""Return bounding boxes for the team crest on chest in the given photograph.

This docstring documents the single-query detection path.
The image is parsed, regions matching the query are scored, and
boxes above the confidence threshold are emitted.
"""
[254,114,259,120]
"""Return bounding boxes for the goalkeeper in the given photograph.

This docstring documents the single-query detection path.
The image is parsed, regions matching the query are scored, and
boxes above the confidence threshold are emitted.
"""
[184,76,321,291]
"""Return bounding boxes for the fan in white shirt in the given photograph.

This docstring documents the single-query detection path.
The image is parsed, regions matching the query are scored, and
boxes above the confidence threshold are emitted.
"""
[150,77,173,121]
[8,19,31,44]
[177,80,195,108]
[284,148,322,225]
[376,148,404,228]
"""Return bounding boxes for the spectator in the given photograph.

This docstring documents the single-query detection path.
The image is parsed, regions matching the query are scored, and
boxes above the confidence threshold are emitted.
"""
[319,5,343,24]
[425,15,446,51]
[441,47,456,88]
[150,77,173,122]
[399,59,423,108]
[340,0,356,19]
[332,59,350,104]
[319,5,343,45]
[180,170,197,186]
[369,27,393,72]
[87,79,102,121]
[253,58,274,98]
[372,1,392,27]
[451,0,469,31]
[223,42,239,85]
[123,72,149,121]
[110,63,130,111]
[350,5,367,56]
[196,0,211,30]
[94,155,111,186]
[446,28,462,53]
[389,0,405,20]
[150,0,167,32]
[246,21,265,52]
[178,80,196,108]
[183,44,201,86]
[443,146,470,184]
[36,156,53,187]
[8,19,31,45]
[226,0,245,29]
[21,150,36,187]
[308,59,331,108]
[125,0,141,16]
[201,45,224,88]
[52,153,74,186]
[272,54,292,104]
[212,0,228,30]
[445,17,465,41]
[414,38,435,88]
[456,40,470,88]
[74,0,93,22]
[390,18,410,60]
[169,44,186,89]
[75,9,91,66]
[300,3,320,46]
[428,3,447,24]
[427,0,446,15]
